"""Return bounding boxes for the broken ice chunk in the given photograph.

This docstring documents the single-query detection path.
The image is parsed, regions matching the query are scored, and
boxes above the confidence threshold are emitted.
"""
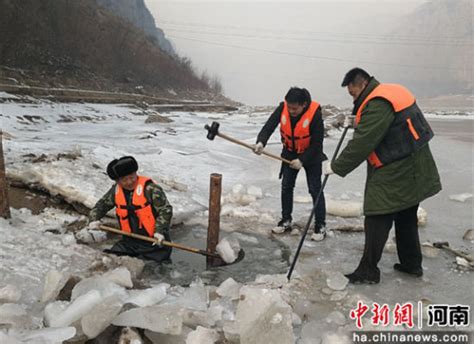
[291,312,302,326]
[223,321,239,343]
[326,272,349,291]
[300,320,326,344]
[463,229,474,241]
[326,199,362,218]
[239,194,257,205]
[0,304,27,326]
[177,284,208,311]
[330,291,347,302]
[186,326,219,344]
[75,228,94,243]
[417,207,428,227]
[48,290,102,327]
[112,304,183,335]
[41,270,70,303]
[145,327,193,344]
[216,278,241,300]
[125,284,168,307]
[71,276,128,301]
[81,295,123,339]
[61,234,77,246]
[0,331,20,343]
[102,267,133,288]
[449,193,473,202]
[254,274,288,288]
[216,236,240,264]
[232,184,244,194]
[421,242,440,258]
[247,186,263,199]
[0,285,21,303]
[294,195,312,203]
[21,327,77,343]
[44,301,69,327]
[456,257,471,268]
[236,286,294,344]
[326,310,347,326]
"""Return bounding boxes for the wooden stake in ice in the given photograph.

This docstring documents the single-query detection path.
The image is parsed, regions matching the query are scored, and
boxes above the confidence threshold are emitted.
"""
[207,173,222,267]
[0,130,11,219]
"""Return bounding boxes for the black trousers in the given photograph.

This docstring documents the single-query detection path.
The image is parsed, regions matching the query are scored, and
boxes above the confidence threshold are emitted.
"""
[353,204,422,279]
[104,231,172,263]
[280,161,326,230]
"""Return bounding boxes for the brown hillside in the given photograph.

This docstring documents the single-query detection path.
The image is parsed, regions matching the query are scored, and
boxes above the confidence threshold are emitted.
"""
[0,0,211,96]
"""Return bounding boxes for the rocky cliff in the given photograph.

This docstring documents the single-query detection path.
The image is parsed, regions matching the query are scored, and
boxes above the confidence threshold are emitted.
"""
[96,0,175,55]
[386,0,472,97]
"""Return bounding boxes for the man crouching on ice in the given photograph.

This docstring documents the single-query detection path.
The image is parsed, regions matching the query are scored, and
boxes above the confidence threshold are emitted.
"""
[86,156,173,263]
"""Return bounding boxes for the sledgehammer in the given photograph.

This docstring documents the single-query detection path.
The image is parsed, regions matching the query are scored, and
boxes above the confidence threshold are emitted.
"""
[433,241,473,262]
[205,121,291,164]
[98,225,245,266]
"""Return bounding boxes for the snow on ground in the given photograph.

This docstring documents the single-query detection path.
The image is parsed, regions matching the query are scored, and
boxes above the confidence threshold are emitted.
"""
[1,94,473,342]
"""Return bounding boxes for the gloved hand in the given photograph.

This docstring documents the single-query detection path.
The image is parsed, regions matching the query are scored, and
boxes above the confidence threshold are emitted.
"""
[323,160,334,175]
[343,115,355,128]
[153,232,165,246]
[253,142,264,155]
[88,220,101,230]
[289,159,303,170]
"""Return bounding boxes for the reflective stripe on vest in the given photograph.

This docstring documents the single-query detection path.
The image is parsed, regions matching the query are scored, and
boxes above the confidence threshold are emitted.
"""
[355,84,416,168]
[280,101,320,154]
[115,175,156,237]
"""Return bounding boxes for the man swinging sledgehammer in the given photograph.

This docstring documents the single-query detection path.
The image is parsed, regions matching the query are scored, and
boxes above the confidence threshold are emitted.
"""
[254,87,327,241]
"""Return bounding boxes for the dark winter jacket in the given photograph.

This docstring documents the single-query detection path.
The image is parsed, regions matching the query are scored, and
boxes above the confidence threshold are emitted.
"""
[256,102,326,165]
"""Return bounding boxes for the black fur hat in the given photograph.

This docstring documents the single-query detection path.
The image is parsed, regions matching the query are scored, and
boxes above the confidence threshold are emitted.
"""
[106,156,138,180]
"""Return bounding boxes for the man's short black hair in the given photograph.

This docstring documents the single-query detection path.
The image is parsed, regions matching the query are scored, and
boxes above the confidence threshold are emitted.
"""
[285,87,311,105]
[341,68,371,87]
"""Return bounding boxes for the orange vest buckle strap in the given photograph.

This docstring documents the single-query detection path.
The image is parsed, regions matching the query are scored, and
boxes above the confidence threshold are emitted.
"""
[114,176,156,237]
[367,152,384,168]
[280,101,320,154]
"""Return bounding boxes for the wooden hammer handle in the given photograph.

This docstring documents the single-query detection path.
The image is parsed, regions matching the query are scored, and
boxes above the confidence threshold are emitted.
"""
[217,132,291,164]
[442,245,473,262]
[99,225,219,258]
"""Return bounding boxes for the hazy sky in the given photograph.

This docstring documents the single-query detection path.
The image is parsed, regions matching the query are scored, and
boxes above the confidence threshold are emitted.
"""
[146,1,427,106]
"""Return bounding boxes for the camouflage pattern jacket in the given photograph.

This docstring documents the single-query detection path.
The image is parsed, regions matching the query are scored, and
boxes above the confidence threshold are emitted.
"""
[89,180,173,235]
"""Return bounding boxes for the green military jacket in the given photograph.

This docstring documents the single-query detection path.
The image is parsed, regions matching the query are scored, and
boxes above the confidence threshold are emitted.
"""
[89,180,173,234]
[332,78,442,215]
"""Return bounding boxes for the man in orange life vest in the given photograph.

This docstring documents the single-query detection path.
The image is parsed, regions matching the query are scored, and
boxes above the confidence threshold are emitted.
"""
[254,87,327,241]
[324,68,441,284]
[87,156,173,263]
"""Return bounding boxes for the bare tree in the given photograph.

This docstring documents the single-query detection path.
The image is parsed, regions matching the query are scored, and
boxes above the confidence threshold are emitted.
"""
[210,74,223,95]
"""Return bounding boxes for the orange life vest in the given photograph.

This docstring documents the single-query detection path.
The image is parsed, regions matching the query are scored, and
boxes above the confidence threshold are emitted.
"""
[280,101,320,154]
[115,175,156,237]
[355,84,417,168]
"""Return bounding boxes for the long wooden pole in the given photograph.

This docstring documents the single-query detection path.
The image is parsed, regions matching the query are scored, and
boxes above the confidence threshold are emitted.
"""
[207,173,222,267]
[217,132,291,164]
[0,130,11,219]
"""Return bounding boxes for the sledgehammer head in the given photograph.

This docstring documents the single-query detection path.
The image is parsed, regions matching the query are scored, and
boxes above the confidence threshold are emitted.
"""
[205,121,220,140]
